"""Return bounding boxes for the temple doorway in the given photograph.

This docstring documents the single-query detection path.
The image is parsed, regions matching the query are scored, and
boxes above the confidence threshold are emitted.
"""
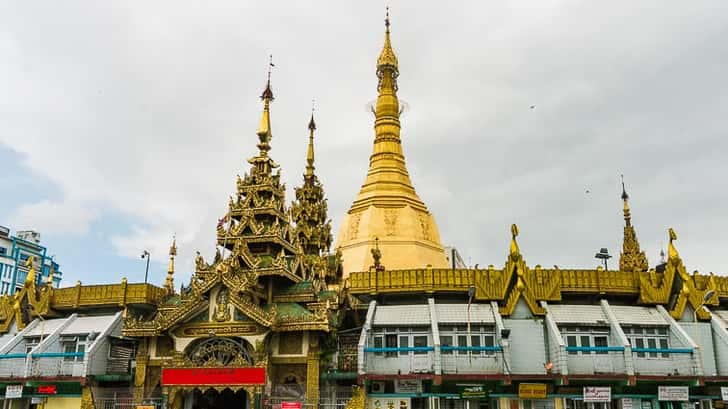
[191,388,248,409]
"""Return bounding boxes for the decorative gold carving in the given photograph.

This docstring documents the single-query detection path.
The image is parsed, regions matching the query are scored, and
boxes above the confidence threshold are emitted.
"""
[173,322,262,338]
[345,385,366,409]
[306,350,320,407]
[213,288,232,322]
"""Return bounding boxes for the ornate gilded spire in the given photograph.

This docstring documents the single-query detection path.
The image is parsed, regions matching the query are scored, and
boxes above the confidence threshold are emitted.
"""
[305,103,316,180]
[334,9,448,274]
[619,176,648,272]
[377,7,399,79]
[249,57,279,175]
[668,228,680,261]
[292,110,333,261]
[165,236,177,294]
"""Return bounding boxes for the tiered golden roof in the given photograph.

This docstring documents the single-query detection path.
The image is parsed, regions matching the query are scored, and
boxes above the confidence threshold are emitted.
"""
[335,12,448,275]
[619,178,649,272]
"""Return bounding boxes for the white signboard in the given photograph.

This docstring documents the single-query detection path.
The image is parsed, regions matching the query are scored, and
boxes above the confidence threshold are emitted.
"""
[395,379,423,394]
[584,387,611,402]
[621,398,634,409]
[658,386,689,401]
[721,387,728,402]
[370,397,411,409]
[5,385,22,399]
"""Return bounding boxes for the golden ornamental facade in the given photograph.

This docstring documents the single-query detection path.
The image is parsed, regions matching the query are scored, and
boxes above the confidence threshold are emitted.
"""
[0,9,726,409]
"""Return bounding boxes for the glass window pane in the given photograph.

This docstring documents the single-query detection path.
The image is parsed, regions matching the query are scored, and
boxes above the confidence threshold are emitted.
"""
[645,327,655,335]
[659,338,669,358]
[636,338,645,358]
[484,335,495,355]
[580,336,591,355]
[647,338,657,358]
[399,336,409,356]
[458,335,468,355]
[657,327,668,335]
[441,335,453,355]
[373,336,383,356]
[567,335,578,355]
[471,335,481,355]
[413,336,428,355]
[385,334,397,357]
[594,336,608,355]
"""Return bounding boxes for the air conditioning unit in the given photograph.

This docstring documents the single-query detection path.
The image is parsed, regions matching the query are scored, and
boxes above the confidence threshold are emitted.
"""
[371,382,386,394]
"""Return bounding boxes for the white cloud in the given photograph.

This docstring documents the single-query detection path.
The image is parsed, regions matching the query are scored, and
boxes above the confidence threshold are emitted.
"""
[0,1,726,277]
[9,200,100,236]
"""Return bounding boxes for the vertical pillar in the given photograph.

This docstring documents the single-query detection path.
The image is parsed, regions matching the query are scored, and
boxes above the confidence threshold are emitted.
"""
[134,338,149,404]
[307,349,321,409]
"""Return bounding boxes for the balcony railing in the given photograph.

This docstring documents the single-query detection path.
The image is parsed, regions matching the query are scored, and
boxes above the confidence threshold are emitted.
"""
[564,347,626,375]
[363,347,435,374]
[631,347,696,376]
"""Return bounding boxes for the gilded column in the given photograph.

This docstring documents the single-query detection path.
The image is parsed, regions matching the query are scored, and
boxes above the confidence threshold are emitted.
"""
[134,338,149,404]
[306,349,321,408]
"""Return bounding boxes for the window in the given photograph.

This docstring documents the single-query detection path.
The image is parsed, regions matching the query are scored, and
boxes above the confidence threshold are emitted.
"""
[440,335,453,355]
[372,327,430,358]
[61,337,86,362]
[25,337,41,353]
[385,334,397,357]
[560,326,610,355]
[623,326,670,358]
[439,325,496,356]
[0,247,7,256]
[413,336,428,355]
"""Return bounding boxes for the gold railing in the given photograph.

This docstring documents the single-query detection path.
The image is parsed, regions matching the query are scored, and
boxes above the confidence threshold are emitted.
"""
[51,283,166,309]
[348,268,476,294]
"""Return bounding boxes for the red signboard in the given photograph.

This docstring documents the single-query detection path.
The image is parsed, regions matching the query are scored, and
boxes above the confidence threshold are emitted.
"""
[161,367,266,385]
[37,385,57,395]
[282,402,302,409]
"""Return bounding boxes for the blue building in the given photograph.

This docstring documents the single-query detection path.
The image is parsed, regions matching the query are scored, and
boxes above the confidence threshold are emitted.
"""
[0,226,62,295]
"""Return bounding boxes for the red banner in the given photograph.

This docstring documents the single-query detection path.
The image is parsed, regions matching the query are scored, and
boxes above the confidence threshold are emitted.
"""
[282,402,302,409]
[161,367,266,385]
[37,385,57,395]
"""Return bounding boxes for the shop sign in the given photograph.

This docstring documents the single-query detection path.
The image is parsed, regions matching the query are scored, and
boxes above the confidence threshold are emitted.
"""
[658,386,689,401]
[583,387,611,403]
[5,385,23,399]
[161,367,266,385]
[459,385,487,399]
[136,406,155,409]
[37,385,57,395]
[370,397,411,409]
[721,387,728,402]
[519,383,547,399]
[282,402,302,409]
[31,397,46,405]
[622,398,634,409]
[395,379,422,394]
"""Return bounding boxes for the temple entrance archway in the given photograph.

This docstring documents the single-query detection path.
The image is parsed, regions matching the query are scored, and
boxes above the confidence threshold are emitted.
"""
[190,388,248,409]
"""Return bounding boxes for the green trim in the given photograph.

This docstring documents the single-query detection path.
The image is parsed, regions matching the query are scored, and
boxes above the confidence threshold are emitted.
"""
[92,374,132,382]
[321,371,357,381]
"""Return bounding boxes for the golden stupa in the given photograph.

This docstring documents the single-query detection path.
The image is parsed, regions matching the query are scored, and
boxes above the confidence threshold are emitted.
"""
[335,13,449,275]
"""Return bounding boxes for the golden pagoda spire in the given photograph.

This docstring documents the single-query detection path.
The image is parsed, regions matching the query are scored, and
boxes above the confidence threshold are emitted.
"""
[164,236,177,294]
[249,57,279,175]
[334,9,448,274]
[305,102,316,180]
[619,176,648,272]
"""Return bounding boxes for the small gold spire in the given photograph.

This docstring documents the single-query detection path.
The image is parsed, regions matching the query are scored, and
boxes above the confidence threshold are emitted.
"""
[165,235,177,294]
[46,263,55,286]
[257,55,275,152]
[377,7,398,73]
[619,176,648,272]
[305,101,316,179]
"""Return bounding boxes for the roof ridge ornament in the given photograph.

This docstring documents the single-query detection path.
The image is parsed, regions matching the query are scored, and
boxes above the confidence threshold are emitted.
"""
[619,175,648,272]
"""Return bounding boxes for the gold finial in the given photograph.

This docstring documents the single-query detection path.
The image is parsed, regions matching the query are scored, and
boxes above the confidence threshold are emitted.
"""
[257,56,275,149]
[305,101,317,180]
[509,224,520,256]
[377,7,398,77]
[668,228,679,260]
[46,262,55,286]
[621,174,631,226]
[165,235,177,294]
[619,175,648,272]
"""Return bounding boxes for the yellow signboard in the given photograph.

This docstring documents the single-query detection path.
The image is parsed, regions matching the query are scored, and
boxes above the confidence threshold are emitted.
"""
[136,406,155,409]
[519,383,547,399]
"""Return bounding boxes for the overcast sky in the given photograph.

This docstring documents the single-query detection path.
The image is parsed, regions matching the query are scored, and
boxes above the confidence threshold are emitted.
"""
[1,1,726,286]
